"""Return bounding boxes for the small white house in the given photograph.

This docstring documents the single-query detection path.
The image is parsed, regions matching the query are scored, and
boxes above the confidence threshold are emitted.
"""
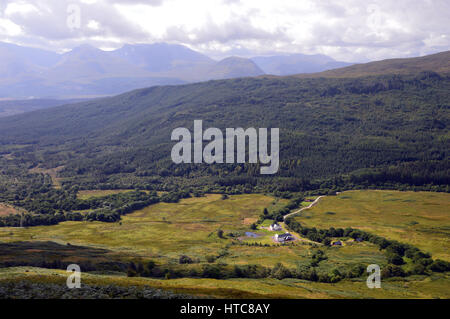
[269,223,282,231]
[275,233,294,242]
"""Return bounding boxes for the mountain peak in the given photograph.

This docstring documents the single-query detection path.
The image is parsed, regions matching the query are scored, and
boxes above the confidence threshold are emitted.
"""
[111,42,213,72]
[212,56,265,78]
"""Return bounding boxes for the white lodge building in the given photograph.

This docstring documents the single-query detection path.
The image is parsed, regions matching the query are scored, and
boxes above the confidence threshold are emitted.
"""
[269,223,282,231]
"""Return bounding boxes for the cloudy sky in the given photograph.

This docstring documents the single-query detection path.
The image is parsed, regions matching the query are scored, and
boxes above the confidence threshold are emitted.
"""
[0,0,448,62]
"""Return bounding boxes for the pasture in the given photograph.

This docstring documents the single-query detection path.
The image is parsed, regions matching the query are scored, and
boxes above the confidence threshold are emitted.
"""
[293,190,450,261]
[76,189,135,200]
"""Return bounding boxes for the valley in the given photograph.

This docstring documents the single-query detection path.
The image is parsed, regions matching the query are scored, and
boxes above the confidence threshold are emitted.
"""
[0,0,448,305]
[0,190,448,298]
[0,50,448,300]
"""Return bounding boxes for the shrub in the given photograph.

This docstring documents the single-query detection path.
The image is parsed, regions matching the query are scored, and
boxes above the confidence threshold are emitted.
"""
[271,263,291,280]
[205,255,216,263]
[429,260,450,272]
[179,255,193,264]
[387,253,405,265]
[382,265,406,278]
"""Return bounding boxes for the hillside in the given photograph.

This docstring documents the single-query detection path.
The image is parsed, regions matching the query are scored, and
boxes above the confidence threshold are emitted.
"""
[293,50,450,78]
[0,70,448,193]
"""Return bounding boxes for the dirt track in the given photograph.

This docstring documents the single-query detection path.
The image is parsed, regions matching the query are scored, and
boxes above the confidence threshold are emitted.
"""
[283,195,325,220]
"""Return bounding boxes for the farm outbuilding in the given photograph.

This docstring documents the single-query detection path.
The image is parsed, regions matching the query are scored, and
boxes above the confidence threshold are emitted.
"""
[275,233,294,242]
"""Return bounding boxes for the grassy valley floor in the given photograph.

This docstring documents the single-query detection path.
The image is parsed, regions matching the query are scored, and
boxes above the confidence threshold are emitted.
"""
[292,190,450,261]
[0,190,448,298]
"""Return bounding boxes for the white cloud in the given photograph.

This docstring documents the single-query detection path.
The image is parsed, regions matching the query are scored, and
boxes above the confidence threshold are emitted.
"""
[4,2,39,16]
[0,18,22,36]
[87,20,100,30]
[0,0,448,61]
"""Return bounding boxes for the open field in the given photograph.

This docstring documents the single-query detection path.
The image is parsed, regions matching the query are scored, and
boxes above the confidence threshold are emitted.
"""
[1,267,449,299]
[0,194,288,262]
[293,190,450,261]
[28,166,64,189]
[0,204,21,217]
[76,189,135,200]
[222,240,387,270]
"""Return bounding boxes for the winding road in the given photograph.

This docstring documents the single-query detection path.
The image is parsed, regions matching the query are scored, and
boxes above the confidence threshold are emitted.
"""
[283,195,326,220]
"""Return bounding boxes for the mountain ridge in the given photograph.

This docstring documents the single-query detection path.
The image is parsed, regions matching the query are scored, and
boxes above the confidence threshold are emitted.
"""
[0,42,355,99]
[252,53,351,75]
[289,50,450,78]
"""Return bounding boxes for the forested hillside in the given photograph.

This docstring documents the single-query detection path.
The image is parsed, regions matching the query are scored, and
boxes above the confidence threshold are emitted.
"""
[0,70,448,195]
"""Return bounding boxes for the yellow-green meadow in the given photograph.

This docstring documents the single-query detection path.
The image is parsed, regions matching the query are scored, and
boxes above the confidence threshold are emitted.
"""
[0,190,449,298]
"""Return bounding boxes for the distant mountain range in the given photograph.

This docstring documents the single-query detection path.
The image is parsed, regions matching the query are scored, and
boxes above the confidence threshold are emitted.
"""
[252,53,351,75]
[0,42,351,99]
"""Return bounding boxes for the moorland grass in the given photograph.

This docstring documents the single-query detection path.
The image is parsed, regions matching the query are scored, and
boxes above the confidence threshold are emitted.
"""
[1,266,448,299]
[0,190,448,298]
[0,194,287,262]
[293,190,450,260]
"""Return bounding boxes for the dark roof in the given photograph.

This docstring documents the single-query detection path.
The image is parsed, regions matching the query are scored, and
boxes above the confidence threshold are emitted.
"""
[278,233,292,238]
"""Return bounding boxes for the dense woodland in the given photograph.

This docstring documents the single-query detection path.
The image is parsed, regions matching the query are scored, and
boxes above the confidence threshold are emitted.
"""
[0,71,448,226]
